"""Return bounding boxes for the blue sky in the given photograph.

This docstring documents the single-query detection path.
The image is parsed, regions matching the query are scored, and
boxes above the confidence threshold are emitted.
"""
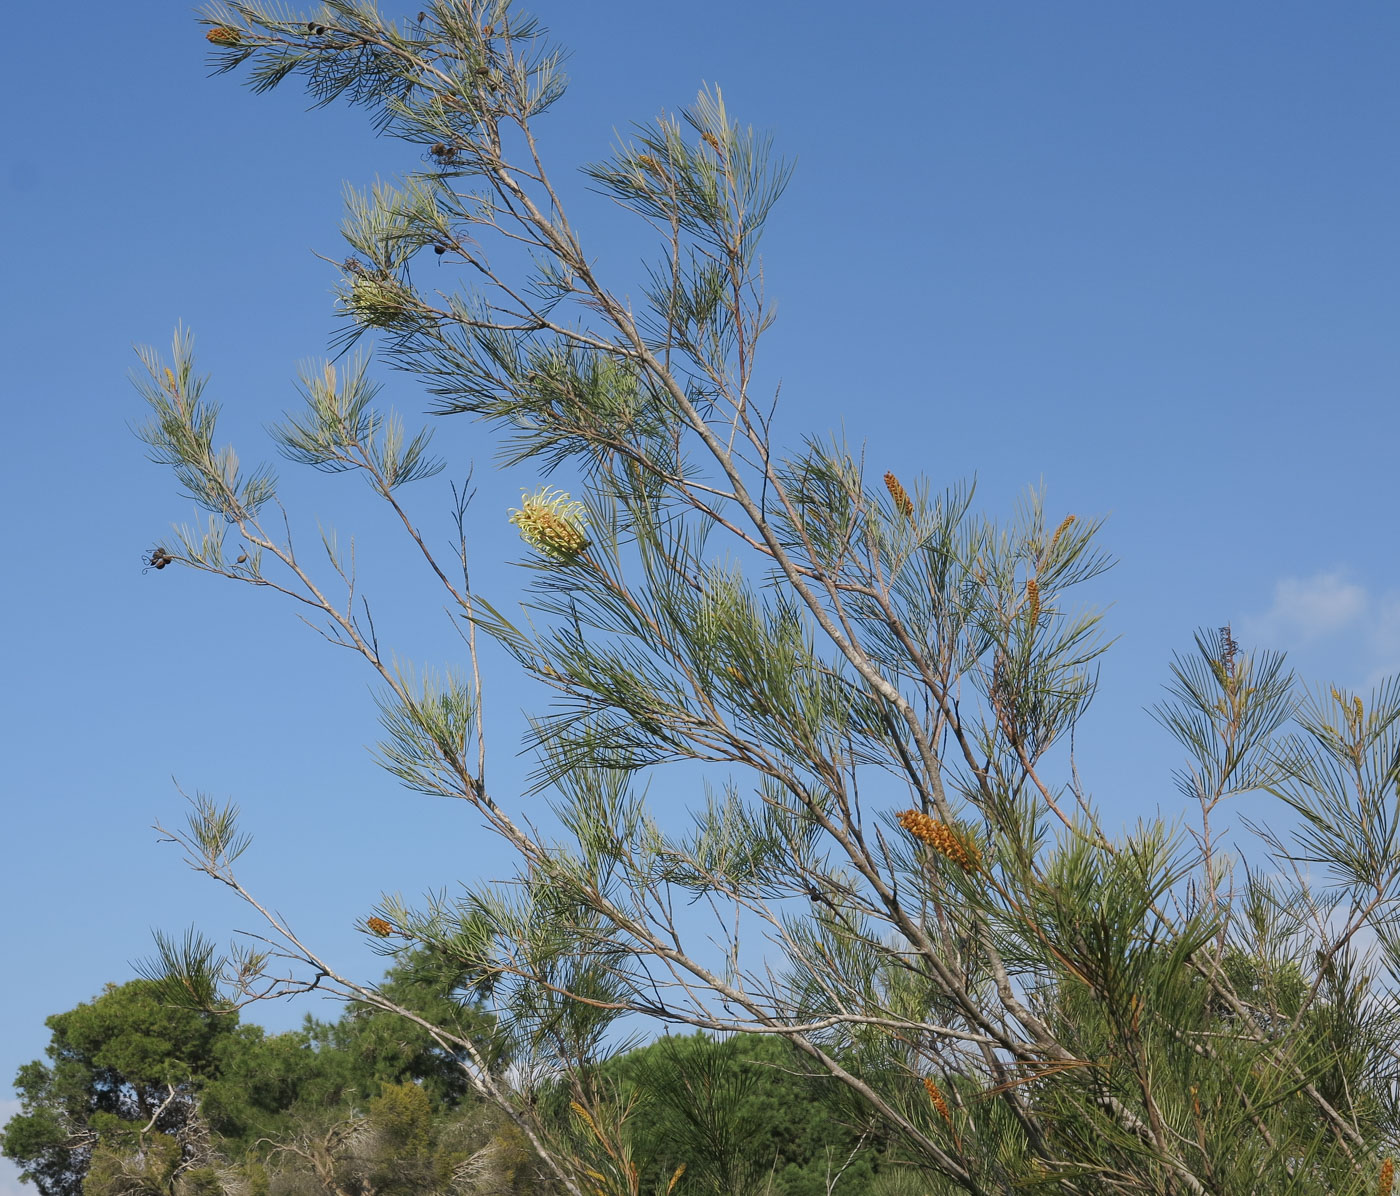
[2,4,1398,1192]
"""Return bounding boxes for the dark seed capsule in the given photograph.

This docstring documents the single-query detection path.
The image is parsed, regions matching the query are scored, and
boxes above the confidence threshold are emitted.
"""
[434,243,447,255]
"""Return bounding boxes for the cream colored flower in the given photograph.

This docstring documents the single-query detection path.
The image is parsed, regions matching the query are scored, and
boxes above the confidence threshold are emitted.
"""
[510,487,590,560]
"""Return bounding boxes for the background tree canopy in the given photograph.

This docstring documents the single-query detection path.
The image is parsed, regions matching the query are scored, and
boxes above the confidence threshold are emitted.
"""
[4,967,905,1196]
[3,981,233,1196]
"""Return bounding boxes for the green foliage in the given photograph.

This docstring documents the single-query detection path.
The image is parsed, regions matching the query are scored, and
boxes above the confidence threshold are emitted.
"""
[584,1034,889,1196]
[84,1133,182,1196]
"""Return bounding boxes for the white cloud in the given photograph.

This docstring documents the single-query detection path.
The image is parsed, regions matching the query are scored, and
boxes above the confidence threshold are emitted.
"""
[1241,571,1368,647]
[1238,571,1400,690]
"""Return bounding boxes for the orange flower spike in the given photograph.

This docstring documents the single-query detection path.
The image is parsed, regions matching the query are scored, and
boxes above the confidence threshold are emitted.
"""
[205,26,242,45]
[897,810,981,873]
[366,916,394,938]
[883,472,914,519]
[923,1077,952,1122]
[1026,577,1040,626]
[1380,1158,1394,1196]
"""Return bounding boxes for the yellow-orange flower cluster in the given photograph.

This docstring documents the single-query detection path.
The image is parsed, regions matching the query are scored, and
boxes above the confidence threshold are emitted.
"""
[1026,576,1040,626]
[1049,513,1076,552]
[366,916,394,938]
[923,1077,952,1122]
[510,488,590,560]
[883,471,914,519]
[897,810,981,873]
[1380,1157,1394,1196]
[205,26,241,45]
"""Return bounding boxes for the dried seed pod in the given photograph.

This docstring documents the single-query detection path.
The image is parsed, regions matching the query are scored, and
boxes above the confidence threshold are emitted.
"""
[143,547,174,574]
[1219,624,1238,680]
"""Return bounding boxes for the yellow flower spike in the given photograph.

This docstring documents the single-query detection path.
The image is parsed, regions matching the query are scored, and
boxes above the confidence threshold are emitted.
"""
[883,471,914,519]
[569,1101,610,1152]
[1026,577,1040,626]
[1380,1157,1394,1196]
[510,487,590,561]
[665,1164,687,1195]
[897,810,981,873]
[365,916,394,937]
[205,26,242,45]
